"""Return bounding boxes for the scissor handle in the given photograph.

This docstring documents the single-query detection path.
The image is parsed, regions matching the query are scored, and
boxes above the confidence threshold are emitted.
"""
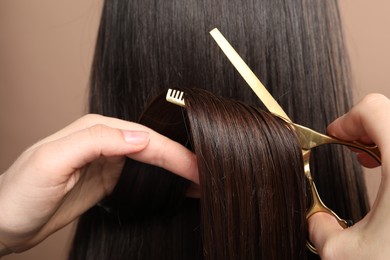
[292,123,382,164]
[302,149,351,254]
[305,175,350,254]
[331,139,381,164]
[306,179,347,227]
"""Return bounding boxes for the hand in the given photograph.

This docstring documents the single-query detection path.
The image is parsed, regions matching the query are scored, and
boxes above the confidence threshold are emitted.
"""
[308,94,390,259]
[0,114,198,256]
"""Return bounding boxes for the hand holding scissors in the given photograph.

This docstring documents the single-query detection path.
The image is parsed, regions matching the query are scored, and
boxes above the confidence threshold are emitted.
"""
[309,93,390,258]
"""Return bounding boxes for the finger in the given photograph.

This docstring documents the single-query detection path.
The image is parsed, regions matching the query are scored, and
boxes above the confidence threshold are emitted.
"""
[328,94,390,240]
[29,114,150,150]
[29,125,150,186]
[129,132,199,184]
[32,123,198,185]
[327,94,390,155]
[27,114,199,182]
[307,213,344,256]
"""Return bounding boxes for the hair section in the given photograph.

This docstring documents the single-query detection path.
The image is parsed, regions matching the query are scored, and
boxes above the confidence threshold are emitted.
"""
[70,88,306,259]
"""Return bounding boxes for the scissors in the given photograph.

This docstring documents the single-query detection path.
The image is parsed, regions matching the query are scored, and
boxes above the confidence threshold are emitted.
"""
[166,28,381,254]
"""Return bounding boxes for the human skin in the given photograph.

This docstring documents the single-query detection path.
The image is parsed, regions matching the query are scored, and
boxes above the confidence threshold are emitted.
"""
[0,114,199,257]
[308,93,390,259]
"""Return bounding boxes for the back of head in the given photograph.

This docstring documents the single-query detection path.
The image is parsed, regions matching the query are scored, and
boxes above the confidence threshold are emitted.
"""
[70,0,368,259]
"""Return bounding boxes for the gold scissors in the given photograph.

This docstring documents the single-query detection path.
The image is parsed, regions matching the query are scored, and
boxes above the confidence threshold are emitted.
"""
[167,28,381,254]
[207,28,381,254]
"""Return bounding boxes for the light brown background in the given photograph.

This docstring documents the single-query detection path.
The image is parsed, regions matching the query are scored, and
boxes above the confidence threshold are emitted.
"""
[0,0,389,259]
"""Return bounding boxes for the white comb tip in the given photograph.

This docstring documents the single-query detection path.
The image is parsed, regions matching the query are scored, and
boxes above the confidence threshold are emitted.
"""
[166,88,186,107]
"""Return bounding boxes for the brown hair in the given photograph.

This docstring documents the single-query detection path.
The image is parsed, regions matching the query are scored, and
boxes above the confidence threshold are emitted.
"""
[185,88,306,258]
[70,0,368,259]
[71,88,306,259]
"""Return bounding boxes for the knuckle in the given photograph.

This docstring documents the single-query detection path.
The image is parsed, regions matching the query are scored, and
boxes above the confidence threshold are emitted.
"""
[72,114,104,129]
[361,93,389,106]
[155,138,169,166]
[88,124,116,156]
[359,93,390,119]
[88,124,113,140]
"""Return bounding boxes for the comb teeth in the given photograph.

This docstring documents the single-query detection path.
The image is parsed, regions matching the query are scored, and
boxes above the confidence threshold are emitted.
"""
[166,89,186,107]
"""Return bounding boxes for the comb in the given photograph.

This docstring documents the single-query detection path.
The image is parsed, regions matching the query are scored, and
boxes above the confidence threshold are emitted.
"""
[166,88,186,107]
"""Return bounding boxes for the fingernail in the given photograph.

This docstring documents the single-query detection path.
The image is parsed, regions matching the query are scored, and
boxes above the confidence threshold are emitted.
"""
[122,130,150,144]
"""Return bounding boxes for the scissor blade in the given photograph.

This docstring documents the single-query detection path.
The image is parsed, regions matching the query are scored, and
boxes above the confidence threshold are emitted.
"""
[209,28,291,122]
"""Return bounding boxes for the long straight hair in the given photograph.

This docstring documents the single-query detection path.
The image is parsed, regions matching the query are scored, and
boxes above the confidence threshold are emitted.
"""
[184,88,307,259]
[70,0,368,258]
[71,87,307,259]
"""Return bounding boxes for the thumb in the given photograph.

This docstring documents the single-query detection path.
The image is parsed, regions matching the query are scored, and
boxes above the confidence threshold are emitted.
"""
[28,125,150,183]
[66,125,151,168]
[307,212,344,256]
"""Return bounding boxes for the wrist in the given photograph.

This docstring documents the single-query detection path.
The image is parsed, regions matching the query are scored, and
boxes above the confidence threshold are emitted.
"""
[0,241,11,258]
